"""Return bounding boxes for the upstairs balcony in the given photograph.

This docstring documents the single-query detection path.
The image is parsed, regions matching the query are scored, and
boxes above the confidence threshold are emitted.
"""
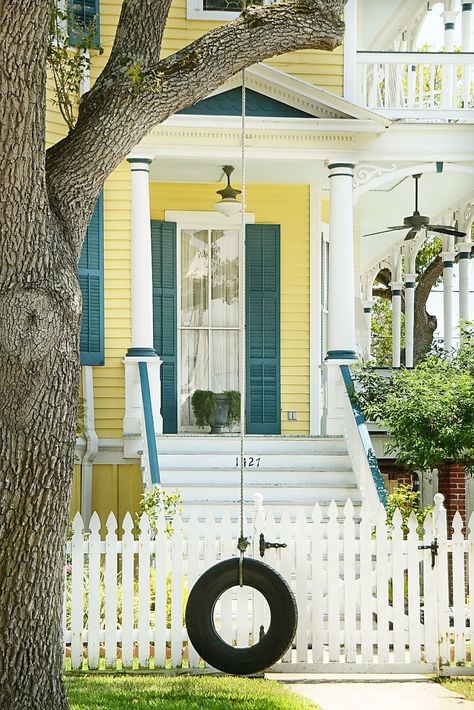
[356,51,474,118]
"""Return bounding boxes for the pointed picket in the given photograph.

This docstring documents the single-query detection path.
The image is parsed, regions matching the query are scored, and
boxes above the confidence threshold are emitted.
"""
[138,514,151,668]
[219,513,235,648]
[434,494,450,664]
[71,512,84,670]
[359,501,374,663]
[375,504,389,663]
[87,512,101,669]
[343,499,356,663]
[295,510,309,662]
[311,503,324,663]
[104,512,118,668]
[121,512,135,669]
[154,512,167,667]
[279,511,293,663]
[390,508,405,662]
[469,511,474,664]
[407,511,421,662]
[171,514,184,667]
[422,512,437,664]
[186,512,201,667]
[327,501,340,662]
[452,511,466,663]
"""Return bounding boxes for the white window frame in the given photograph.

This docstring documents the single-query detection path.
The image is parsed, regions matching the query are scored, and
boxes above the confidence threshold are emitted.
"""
[165,210,255,431]
[186,0,272,22]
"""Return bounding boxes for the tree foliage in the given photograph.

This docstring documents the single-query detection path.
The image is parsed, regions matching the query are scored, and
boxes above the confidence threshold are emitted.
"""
[355,325,474,470]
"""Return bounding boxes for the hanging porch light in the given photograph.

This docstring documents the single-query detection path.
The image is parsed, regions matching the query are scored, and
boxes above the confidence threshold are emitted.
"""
[213,165,241,217]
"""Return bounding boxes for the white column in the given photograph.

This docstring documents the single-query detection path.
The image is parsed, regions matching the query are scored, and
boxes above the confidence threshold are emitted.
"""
[128,158,155,354]
[442,10,458,108]
[442,250,456,352]
[323,161,356,435]
[123,157,163,455]
[404,274,416,367]
[462,3,473,106]
[390,281,403,368]
[326,162,357,360]
[458,243,472,323]
[343,0,357,103]
[362,300,374,359]
[309,184,322,435]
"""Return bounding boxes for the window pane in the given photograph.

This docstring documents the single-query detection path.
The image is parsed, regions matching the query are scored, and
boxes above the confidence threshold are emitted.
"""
[180,330,209,428]
[211,229,239,327]
[181,229,209,326]
[211,330,239,393]
[203,0,263,10]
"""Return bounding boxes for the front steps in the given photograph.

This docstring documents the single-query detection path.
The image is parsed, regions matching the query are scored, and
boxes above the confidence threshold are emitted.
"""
[155,435,361,520]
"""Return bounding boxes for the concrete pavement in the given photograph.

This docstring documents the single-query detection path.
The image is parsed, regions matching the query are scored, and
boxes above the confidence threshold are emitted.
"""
[268,674,474,710]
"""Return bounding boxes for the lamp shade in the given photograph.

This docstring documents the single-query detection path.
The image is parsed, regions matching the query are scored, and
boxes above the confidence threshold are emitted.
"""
[213,199,242,217]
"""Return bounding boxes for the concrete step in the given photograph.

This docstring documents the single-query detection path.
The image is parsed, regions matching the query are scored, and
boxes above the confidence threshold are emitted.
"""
[156,435,347,456]
[158,452,352,471]
[159,469,356,486]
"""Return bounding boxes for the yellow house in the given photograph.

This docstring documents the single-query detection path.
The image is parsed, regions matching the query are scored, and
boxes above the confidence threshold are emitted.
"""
[52,1,474,527]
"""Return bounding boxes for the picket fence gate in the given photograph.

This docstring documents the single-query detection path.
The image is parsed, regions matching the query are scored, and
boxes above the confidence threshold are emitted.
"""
[64,493,474,675]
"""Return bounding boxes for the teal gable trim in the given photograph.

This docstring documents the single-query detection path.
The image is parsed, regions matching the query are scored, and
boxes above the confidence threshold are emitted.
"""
[69,0,100,47]
[138,361,161,486]
[246,224,281,435]
[178,88,315,119]
[79,193,104,366]
[151,221,178,434]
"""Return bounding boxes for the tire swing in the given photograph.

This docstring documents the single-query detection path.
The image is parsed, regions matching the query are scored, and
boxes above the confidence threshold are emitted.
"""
[185,68,298,676]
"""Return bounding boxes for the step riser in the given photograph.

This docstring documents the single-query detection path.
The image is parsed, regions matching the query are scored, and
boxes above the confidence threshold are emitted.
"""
[158,454,351,470]
[156,436,347,456]
[177,488,361,504]
[159,471,356,486]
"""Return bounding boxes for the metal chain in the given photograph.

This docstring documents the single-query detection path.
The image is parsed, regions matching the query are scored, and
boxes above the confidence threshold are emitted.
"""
[238,67,248,587]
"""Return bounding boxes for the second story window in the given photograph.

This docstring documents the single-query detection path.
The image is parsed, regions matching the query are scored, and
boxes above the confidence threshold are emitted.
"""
[187,0,267,21]
[68,0,100,47]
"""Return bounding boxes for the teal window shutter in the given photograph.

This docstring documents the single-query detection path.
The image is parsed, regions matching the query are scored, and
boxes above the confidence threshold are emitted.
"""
[68,0,100,47]
[79,192,104,365]
[246,224,281,434]
[151,221,177,434]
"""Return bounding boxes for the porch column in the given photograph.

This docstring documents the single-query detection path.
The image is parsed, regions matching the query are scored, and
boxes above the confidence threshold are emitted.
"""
[362,300,374,359]
[404,274,416,367]
[323,162,356,435]
[458,243,471,323]
[390,281,403,368]
[462,4,473,106]
[123,157,163,459]
[442,9,458,108]
[442,245,455,352]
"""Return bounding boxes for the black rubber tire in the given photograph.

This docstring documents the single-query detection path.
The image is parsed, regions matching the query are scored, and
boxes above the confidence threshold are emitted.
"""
[185,557,297,675]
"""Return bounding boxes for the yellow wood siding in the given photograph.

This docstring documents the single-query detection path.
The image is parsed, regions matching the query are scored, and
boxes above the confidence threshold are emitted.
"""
[150,181,310,434]
[93,162,131,438]
[92,464,142,532]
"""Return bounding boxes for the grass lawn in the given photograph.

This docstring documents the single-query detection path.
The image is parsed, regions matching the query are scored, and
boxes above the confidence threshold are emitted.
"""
[65,674,320,709]
[439,677,474,701]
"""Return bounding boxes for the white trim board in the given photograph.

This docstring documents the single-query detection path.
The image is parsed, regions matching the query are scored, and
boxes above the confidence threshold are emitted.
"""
[165,210,255,225]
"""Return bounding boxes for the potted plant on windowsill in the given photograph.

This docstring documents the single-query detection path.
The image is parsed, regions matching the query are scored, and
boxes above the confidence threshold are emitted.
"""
[191,390,240,434]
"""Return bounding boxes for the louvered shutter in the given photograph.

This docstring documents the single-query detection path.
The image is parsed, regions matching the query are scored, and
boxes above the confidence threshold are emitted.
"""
[69,0,100,46]
[79,193,104,365]
[151,221,178,434]
[246,224,281,434]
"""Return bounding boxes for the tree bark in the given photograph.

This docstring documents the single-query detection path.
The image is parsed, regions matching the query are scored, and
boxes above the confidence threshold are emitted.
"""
[0,0,347,706]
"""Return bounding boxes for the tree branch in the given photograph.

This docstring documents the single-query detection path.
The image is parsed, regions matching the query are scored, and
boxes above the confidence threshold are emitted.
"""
[46,0,346,242]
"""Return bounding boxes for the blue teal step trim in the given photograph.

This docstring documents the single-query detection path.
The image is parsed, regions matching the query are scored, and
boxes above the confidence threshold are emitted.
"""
[138,361,161,486]
[340,365,388,507]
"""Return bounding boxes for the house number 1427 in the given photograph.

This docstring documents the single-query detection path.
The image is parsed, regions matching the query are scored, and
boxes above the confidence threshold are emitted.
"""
[235,457,261,468]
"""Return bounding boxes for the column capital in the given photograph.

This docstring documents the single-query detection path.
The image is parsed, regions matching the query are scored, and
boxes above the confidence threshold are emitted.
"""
[128,157,153,169]
[441,251,456,265]
[462,3,473,11]
[457,242,472,256]
[362,299,374,312]
[404,273,417,286]
[389,280,403,291]
[327,161,356,178]
[443,9,458,26]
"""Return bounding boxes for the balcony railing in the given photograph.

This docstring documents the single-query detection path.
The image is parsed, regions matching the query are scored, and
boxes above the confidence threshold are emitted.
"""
[356,51,474,117]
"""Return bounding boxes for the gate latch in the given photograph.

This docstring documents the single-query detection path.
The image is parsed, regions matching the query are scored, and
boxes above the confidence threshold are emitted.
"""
[418,538,438,568]
[259,533,287,557]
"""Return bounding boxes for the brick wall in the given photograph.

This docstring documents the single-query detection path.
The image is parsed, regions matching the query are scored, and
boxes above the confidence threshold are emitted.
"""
[437,463,466,530]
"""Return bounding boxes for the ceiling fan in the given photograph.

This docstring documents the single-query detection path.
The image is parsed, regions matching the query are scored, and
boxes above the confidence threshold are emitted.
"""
[363,173,466,241]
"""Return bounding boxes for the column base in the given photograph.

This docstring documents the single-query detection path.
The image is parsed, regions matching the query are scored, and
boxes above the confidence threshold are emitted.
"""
[126,347,158,357]
[123,352,163,458]
[322,357,358,435]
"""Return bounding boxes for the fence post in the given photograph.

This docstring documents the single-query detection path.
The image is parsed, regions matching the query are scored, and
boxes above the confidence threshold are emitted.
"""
[71,512,84,670]
[434,493,450,667]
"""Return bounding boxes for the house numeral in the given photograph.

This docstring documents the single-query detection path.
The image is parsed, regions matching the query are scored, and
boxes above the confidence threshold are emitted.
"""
[235,456,261,468]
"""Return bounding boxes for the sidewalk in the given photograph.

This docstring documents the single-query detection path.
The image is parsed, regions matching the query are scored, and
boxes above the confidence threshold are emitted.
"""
[269,674,474,710]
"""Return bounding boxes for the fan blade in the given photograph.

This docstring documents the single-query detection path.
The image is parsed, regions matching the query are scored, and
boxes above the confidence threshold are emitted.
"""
[362,226,407,237]
[404,229,419,241]
[427,225,467,238]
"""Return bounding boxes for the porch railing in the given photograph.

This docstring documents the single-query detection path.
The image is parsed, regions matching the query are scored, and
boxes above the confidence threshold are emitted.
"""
[356,51,474,116]
[340,365,388,518]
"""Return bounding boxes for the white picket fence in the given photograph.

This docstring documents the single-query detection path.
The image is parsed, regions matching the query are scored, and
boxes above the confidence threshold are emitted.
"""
[64,493,474,674]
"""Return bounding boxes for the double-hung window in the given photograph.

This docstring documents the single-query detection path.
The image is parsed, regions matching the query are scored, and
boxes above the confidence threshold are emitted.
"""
[186,0,268,22]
